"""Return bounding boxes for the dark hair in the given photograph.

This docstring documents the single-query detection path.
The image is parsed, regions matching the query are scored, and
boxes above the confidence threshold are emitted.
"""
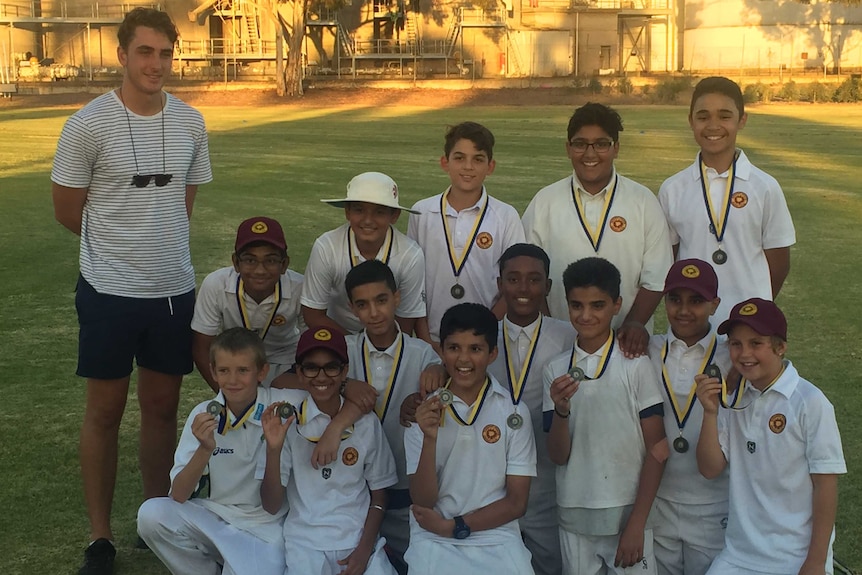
[118,8,179,51]
[498,243,550,276]
[444,122,495,161]
[566,102,624,142]
[210,327,267,369]
[562,257,621,301]
[439,303,498,350]
[345,259,397,301]
[690,76,744,117]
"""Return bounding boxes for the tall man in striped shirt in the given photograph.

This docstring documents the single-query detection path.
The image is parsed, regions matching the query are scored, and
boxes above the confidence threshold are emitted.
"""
[51,8,212,575]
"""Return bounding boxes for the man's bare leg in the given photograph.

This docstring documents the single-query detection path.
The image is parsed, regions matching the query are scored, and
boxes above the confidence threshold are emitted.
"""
[137,366,182,501]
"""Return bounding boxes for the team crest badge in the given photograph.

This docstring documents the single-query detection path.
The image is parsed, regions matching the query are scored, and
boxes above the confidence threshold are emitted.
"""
[769,413,786,434]
[746,441,756,454]
[314,329,332,341]
[342,447,359,466]
[392,184,399,199]
[251,221,269,234]
[476,232,493,249]
[272,315,286,326]
[731,192,748,209]
[322,467,332,479]
[482,424,501,444]
[609,216,627,233]
[740,303,758,316]
[682,264,700,278]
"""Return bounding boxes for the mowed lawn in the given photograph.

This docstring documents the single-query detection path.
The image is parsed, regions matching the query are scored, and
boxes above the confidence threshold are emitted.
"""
[0,97,860,575]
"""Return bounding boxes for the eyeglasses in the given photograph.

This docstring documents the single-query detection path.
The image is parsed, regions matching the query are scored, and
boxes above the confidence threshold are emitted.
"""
[568,139,615,154]
[237,256,285,270]
[299,362,345,378]
[130,174,173,188]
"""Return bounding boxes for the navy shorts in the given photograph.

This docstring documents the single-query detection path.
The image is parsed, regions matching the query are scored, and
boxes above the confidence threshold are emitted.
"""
[75,275,195,379]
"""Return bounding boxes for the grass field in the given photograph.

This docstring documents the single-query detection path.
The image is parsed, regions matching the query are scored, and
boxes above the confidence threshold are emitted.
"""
[0,95,860,575]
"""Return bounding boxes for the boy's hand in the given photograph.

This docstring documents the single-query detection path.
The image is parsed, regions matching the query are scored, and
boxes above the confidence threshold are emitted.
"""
[549,373,579,413]
[343,378,379,414]
[261,402,293,451]
[336,543,373,575]
[311,424,341,470]
[399,392,422,427]
[797,558,826,575]
[411,505,454,538]
[617,321,649,358]
[191,412,218,452]
[415,396,442,440]
[694,373,722,415]
[614,522,645,569]
[419,364,447,398]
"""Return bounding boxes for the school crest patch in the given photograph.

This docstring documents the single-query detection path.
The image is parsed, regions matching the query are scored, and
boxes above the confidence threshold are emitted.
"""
[476,232,494,249]
[609,216,627,233]
[314,329,332,341]
[322,467,332,479]
[251,221,269,234]
[482,424,501,444]
[731,192,748,209]
[272,315,286,326]
[769,413,786,434]
[740,303,758,316]
[682,264,700,278]
[342,447,359,466]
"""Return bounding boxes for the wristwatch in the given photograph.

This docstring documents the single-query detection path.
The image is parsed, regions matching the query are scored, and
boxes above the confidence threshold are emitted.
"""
[452,515,471,540]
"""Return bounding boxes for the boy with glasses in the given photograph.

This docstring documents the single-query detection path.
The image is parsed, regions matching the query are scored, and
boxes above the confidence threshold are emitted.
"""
[192,217,305,390]
[522,103,672,359]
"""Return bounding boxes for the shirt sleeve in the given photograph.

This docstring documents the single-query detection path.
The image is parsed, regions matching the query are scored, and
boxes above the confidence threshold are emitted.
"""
[395,242,427,319]
[364,418,399,490]
[521,196,539,245]
[717,409,730,461]
[190,271,225,336]
[253,431,293,487]
[761,178,796,250]
[300,236,335,310]
[185,111,213,186]
[542,362,556,415]
[403,422,424,476]
[638,191,674,292]
[170,405,207,485]
[657,180,681,246]
[505,410,537,477]
[631,355,664,412]
[407,208,420,242]
[804,392,847,475]
[51,114,99,188]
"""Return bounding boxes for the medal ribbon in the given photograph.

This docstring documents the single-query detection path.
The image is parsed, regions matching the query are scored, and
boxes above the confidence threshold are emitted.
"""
[440,377,492,427]
[348,226,393,267]
[661,335,717,431]
[570,175,618,253]
[235,276,282,340]
[440,189,489,279]
[569,331,615,380]
[724,363,787,410]
[218,400,257,435]
[361,332,405,422]
[502,317,543,407]
[296,398,354,443]
[698,152,738,246]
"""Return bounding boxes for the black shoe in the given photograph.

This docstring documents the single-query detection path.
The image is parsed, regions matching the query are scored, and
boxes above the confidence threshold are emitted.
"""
[78,538,116,575]
[135,536,150,550]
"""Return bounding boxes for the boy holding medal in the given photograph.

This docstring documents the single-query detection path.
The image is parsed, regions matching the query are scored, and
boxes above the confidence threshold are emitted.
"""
[647,259,733,575]
[407,122,525,344]
[260,326,399,575]
[544,257,666,575]
[139,327,354,575]
[487,243,576,575]
[695,299,846,575]
[192,217,304,390]
[523,103,672,357]
[658,77,796,321]
[404,303,537,575]
[302,171,429,340]
[344,260,444,573]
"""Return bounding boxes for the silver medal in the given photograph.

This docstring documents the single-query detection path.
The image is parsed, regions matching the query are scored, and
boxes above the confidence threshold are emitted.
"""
[438,389,454,406]
[507,413,524,430]
[673,436,689,453]
[704,364,722,379]
[450,284,465,299]
[206,401,223,416]
[568,366,585,381]
[712,249,727,265]
[277,402,295,419]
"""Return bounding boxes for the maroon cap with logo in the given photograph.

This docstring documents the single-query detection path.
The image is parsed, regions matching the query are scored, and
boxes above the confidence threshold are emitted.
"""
[717,298,787,341]
[663,259,719,300]
[235,217,287,253]
[295,327,349,364]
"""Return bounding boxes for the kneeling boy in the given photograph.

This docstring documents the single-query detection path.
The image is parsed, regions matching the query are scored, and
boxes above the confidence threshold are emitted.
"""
[405,303,537,575]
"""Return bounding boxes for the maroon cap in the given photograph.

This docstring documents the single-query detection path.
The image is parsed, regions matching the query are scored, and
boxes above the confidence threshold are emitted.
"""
[295,327,349,364]
[663,259,718,300]
[718,298,787,340]
[235,217,287,253]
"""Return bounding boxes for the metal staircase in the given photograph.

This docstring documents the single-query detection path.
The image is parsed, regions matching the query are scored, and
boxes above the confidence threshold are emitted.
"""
[244,3,259,53]
[336,17,354,57]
